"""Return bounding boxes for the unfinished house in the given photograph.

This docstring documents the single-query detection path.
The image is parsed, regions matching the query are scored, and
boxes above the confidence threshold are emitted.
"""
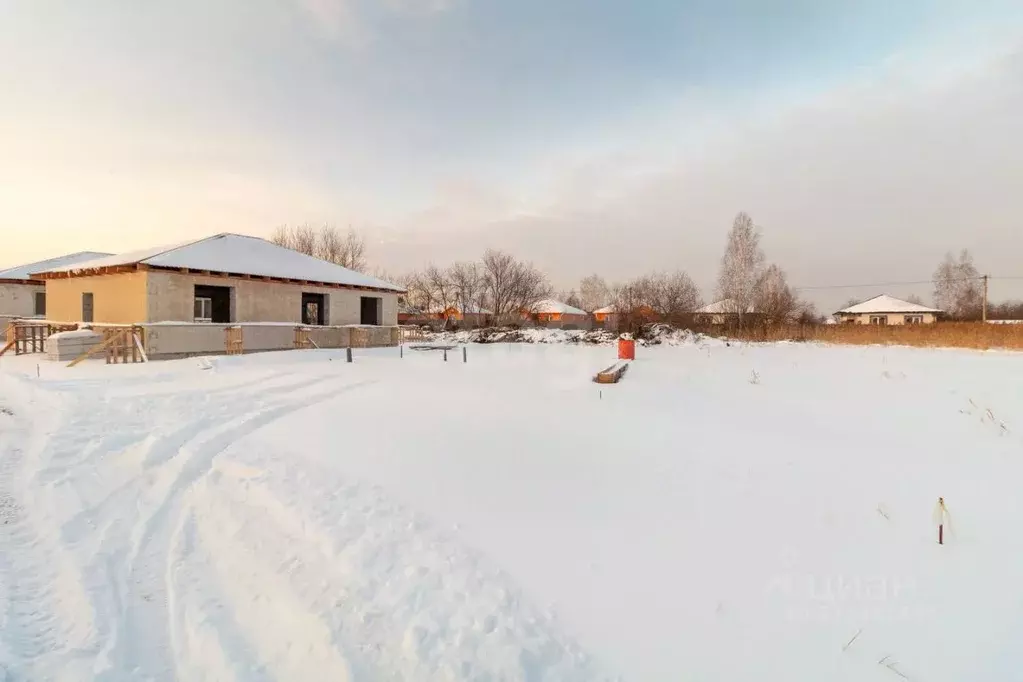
[31,234,404,358]
[0,251,111,326]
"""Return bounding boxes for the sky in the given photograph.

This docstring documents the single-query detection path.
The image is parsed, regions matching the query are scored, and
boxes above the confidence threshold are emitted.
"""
[2,0,1022,310]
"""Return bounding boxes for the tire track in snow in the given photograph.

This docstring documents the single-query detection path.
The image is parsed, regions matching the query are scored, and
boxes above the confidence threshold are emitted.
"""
[176,455,609,681]
[0,376,99,680]
[99,376,377,681]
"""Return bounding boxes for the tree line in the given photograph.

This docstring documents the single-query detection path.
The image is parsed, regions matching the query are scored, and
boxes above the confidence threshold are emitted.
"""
[272,220,1019,324]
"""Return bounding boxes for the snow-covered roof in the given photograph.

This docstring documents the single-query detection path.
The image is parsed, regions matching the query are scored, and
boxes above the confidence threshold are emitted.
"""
[593,305,616,314]
[33,233,403,292]
[836,295,941,315]
[0,251,112,282]
[695,299,754,314]
[530,299,588,316]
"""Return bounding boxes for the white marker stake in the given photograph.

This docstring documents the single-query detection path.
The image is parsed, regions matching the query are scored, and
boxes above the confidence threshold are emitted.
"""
[933,497,949,545]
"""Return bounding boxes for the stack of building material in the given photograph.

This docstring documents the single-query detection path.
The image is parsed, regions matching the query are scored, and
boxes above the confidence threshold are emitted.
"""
[46,329,102,362]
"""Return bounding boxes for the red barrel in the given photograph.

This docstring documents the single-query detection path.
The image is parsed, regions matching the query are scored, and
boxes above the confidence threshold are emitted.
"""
[618,337,635,360]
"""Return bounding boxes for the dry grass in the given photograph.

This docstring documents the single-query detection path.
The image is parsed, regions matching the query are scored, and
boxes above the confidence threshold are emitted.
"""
[698,322,1023,351]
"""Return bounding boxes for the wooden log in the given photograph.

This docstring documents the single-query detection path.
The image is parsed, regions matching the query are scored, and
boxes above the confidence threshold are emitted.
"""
[594,360,630,384]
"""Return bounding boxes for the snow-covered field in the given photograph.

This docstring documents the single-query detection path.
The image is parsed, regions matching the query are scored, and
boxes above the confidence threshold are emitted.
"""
[1,339,1022,681]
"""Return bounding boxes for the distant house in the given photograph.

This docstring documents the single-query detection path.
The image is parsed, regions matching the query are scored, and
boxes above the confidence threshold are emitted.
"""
[834,295,942,325]
[693,299,756,325]
[525,299,591,328]
[592,305,617,329]
[427,304,493,328]
[0,251,111,323]
[591,304,660,331]
[397,299,425,325]
[32,234,403,326]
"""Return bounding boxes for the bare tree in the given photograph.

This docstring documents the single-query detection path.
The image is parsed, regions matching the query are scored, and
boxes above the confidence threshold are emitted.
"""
[318,225,343,263]
[402,271,434,312]
[424,264,456,313]
[990,300,1023,320]
[754,264,798,324]
[448,261,487,323]
[905,294,926,306]
[481,249,551,320]
[794,301,822,325]
[271,224,368,270]
[717,212,765,328]
[643,271,702,321]
[609,279,651,334]
[270,225,293,249]
[933,250,981,319]
[563,290,583,309]
[336,228,367,271]
[579,274,611,312]
[291,224,318,256]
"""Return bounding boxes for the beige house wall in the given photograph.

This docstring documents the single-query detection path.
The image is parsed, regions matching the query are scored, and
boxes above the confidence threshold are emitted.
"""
[0,282,44,318]
[45,272,149,324]
[836,312,938,325]
[145,271,398,325]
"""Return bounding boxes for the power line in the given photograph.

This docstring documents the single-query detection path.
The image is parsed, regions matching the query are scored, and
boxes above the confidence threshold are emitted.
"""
[793,276,983,292]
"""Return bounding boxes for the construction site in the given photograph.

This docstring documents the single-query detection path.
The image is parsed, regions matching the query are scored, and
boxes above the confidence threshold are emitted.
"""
[0,233,405,366]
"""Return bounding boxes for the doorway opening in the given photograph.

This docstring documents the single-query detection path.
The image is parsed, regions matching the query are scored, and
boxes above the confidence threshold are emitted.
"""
[302,293,327,325]
[360,296,381,325]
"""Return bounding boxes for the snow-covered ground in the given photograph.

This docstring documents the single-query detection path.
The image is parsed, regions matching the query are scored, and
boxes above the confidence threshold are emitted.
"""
[1,340,1022,681]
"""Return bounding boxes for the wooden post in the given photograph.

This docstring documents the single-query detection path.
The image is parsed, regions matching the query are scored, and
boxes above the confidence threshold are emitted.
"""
[443,348,448,362]
[346,347,353,363]
[463,346,467,363]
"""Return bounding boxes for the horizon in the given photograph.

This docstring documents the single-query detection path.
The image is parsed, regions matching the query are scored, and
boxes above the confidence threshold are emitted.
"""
[3,1,1022,311]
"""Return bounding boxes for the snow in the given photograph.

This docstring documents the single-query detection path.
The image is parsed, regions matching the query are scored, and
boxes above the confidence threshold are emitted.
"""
[46,329,99,340]
[0,252,112,281]
[428,324,707,346]
[33,234,403,292]
[531,299,588,316]
[2,342,1023,680]
[592,305,615,314]
[837,294,942,314]
[695,298,754,314]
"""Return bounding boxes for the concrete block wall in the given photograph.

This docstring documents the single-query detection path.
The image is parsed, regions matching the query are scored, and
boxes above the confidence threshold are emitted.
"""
[145,271,399,326]
[142,323,397,359]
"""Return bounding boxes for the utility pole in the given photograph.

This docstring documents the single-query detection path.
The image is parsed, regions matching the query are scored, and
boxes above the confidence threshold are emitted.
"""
[982,275,989,323]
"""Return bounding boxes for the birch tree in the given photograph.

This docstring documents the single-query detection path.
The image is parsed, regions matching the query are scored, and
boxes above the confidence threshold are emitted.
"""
[579,274,611,312]
[717,212,765,327]
[933,250,981,319]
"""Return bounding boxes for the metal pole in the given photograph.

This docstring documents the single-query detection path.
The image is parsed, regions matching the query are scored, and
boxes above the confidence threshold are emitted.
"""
[982,274,989,322]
